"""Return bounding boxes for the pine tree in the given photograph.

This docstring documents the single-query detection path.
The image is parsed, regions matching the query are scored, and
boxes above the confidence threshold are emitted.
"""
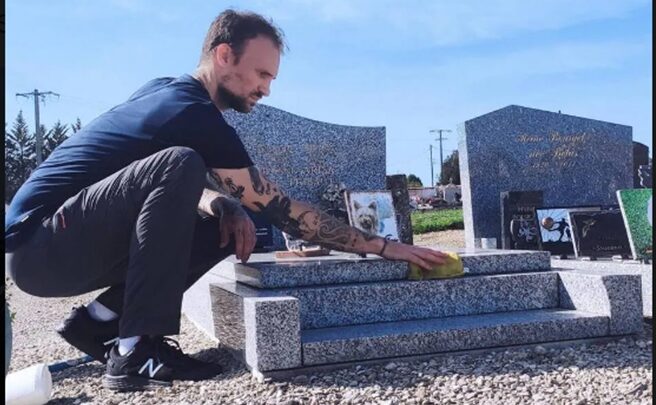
[5,111,36,202]
[71,117,82,133]
[438,150,460,185]
[43,120,70,160]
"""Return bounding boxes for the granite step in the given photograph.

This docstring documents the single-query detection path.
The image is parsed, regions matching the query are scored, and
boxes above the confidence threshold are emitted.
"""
[275,271,559,329]
[211,249,551,288]
[301,308,609,365]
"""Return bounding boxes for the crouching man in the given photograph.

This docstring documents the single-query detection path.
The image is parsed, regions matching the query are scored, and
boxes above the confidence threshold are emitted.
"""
[5,9,447,391]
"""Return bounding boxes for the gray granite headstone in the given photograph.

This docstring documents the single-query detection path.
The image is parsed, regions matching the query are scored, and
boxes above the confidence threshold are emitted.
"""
[223,104,386,249]
[459,105,633,249]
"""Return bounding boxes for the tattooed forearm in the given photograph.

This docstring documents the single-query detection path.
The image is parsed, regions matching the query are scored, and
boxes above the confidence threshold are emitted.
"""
[211,166,380,253]
[255,195,379,252]
[248,166,275,196]
[248,166,265,195]
[209,170,245,200]
[223,177,245,200]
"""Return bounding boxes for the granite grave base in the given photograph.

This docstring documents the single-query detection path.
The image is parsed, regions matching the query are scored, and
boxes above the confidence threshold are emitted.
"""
[182,248,643,377]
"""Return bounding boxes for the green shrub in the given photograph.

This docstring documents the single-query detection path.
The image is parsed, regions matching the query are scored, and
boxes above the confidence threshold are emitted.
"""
[412,208,464,234]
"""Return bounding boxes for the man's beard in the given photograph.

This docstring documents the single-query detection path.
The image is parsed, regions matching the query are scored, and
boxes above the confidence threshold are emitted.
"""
[216,83,254,113]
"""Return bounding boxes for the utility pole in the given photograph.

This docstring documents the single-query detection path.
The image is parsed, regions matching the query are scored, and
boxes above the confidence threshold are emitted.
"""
[429,129,452,185]
[16,89,60,165]
[429,145,434,187]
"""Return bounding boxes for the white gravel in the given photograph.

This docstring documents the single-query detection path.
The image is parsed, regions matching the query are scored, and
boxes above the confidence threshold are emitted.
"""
[5,231,653,404]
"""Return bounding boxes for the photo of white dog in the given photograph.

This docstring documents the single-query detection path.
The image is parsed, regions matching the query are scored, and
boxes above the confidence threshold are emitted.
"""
[352,200,380,235]
[345,191,399,241]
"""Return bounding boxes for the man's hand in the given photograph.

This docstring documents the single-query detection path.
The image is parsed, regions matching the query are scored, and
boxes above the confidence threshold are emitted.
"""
[379,240,449,271]
[198,187,257,263]
[220,202,257,263]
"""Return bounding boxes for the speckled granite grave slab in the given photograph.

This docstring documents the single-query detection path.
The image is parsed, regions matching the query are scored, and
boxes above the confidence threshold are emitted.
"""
[447,248,551,276]
[557,270,643,334]
[244,297,301,371]
[552,259,652,317]
[224,104,385,249]
[211,281,259,357]
[458,105,633,248]
[212,249,551,288]
[278,272,559,329]
[210,281,302,371]
[212,253,407,288]
[302,309,608,365]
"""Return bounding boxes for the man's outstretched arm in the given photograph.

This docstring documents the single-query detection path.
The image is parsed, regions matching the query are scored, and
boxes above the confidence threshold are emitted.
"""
[211,165,447,269]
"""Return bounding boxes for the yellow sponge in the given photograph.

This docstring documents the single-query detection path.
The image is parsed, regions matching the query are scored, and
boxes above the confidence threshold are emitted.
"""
[408,251,465,280]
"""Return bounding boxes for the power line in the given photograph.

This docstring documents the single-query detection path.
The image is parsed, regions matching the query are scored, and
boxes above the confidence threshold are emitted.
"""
[16,89,60,165]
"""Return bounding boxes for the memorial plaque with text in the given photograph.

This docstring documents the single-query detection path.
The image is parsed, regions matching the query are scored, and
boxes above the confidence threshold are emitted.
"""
[568,209,632,258]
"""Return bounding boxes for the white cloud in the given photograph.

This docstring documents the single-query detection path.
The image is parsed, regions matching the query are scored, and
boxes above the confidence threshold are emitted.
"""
[251,0,650,46]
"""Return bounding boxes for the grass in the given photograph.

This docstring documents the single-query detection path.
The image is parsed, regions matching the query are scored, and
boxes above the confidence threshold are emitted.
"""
[411,208,464,234]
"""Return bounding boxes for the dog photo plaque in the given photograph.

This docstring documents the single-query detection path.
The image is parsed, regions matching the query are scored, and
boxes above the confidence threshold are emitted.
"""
[344,190,400,241]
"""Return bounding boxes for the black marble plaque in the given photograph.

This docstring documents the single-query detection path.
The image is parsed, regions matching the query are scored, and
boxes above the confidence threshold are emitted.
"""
[500,191,543,250]
[569,209,632,259]
[386,174,413,245]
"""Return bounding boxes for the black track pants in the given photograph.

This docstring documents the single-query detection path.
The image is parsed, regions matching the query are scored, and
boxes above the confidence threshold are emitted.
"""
[7,147,234,338]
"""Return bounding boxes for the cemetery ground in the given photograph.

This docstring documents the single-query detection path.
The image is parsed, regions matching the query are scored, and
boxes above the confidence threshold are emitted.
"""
[7,229,652,404]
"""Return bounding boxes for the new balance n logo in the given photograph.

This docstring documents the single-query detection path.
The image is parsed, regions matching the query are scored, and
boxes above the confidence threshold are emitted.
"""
[103,337,119,347]
[139,358,164,378]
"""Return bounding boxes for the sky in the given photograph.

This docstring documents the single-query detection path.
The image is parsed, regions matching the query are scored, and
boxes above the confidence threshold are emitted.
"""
[5,0,653,187]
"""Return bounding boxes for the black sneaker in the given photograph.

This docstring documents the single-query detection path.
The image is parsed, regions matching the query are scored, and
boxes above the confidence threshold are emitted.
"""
[56,306,119,364]
[103,336,223,392]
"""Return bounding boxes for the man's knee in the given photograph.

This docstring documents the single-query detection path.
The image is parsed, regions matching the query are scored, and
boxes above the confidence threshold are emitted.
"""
[158,146,206,185]
[162,146,205,171]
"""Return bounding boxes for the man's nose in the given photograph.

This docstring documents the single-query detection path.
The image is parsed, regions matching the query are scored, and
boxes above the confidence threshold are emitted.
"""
[259,81,271,97]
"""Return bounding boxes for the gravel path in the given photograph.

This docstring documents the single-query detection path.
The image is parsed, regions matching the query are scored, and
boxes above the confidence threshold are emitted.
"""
[413,230,465,249]
[5,231,653,404]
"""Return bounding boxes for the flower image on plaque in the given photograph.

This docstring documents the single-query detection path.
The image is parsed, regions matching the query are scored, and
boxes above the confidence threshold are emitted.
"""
[345,191,400,241]
[617,189,653,260]
[568,209,632,258]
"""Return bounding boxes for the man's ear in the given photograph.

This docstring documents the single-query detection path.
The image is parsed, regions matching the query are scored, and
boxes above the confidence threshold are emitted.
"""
[214,43,234,67]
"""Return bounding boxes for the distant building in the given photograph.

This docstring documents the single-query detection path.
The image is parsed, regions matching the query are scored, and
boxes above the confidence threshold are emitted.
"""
[438,182,462,204]
[408,187,437,201]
